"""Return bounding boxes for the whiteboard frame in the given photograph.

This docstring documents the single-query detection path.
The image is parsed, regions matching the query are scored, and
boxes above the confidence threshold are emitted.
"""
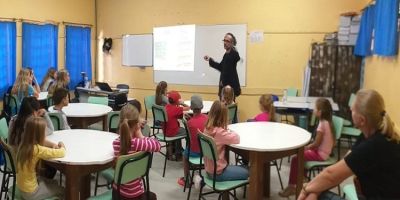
[122,34,153,67]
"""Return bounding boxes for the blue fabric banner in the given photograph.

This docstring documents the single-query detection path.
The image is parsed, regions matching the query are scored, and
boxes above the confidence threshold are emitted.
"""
[0,22,16,96]
[373,0,399,56]
[354,5,375,57]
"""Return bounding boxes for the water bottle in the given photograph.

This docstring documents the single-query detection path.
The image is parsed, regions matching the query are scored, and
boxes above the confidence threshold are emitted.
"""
[84,76,89,88]
[283,89,288,103]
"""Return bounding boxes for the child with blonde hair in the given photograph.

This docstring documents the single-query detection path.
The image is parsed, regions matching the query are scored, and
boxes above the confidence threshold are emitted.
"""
[16,116,65,199]
[221,85,235,105]
[252,94,275,122]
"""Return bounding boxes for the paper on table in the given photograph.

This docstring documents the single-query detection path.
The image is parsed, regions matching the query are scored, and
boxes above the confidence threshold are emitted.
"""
[250,31,264,43]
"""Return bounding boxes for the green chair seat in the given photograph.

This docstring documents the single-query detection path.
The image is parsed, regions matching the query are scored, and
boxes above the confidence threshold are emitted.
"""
[100,168,115,183]
[343,184,358,200]
[87,190,112,200]
[188,156,202,165]
[155,133,186,142]
[343,119,352,127]
[342,127,362,137]
[203,175,248,192]
[305,157,336,170]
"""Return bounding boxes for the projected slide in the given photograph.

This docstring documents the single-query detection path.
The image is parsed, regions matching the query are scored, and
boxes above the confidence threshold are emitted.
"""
[153,25,195,71]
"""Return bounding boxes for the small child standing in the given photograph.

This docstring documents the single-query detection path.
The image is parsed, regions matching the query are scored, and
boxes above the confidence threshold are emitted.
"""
[253,94,275,122]
[50,88,71,130]
[112,104,161,199]
[279,98,336,197]
[164,90,190,160]
[178,95,208,186]
[16,116,65,200]
[203,100,248,181]
[221,85,235,105]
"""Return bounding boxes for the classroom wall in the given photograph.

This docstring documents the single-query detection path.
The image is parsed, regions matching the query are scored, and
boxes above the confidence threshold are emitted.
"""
[364,56,400,126]
[0,0,96,75]
[96,0,366,120]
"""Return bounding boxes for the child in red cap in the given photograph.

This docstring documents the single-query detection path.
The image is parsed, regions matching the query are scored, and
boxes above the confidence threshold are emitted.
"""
[164,90,190,160]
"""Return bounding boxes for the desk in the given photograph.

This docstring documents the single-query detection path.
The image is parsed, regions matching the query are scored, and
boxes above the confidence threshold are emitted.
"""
[38,92,48,101]
[274,96,339,111]
[76,87,128,103]
[184,100,213,114]
[45,129,118,200]
[228,122,311,199]
[48,103,112,130]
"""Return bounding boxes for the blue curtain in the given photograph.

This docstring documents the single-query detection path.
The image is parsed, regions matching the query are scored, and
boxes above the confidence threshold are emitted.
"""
[65,25,92,89]
[354,5,375,57]
[373,0,399,56]
[22,23,58,84]
[0,22,16,97]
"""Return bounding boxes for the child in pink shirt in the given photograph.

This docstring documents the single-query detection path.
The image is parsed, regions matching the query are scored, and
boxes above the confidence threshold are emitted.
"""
[253,94,275,122]
[203,100,248,181]
[279,98,335,197]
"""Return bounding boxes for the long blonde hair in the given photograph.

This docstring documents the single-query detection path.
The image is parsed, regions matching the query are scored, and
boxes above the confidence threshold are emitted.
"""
[40,67,57,90]
[259,94,275,122]
[48,69,70,95]
[118,104,140,155]
[11,68,31,96]
[16,116,46,169]
[205,101,228,134]
[354,89,399,142]
[221,85,234,105]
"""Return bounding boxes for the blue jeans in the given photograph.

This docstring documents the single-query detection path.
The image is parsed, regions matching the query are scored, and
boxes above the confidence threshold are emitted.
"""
[208,165,249,182]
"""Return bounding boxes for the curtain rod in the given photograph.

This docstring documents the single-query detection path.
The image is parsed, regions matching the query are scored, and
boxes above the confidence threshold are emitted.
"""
[21,18,59,25]
[0,17,17,22]
[62,21,92,27]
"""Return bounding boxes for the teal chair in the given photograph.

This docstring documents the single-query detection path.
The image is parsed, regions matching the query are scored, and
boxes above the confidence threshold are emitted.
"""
[152,104,187,177]
[305,116,344,194]
[227,104,238,124]
[341,93,362,147]
[3,94,18,117]
[287,87,298,97]
[107,111,120,133]
[47,96,54,108]
[88,96,109,105]
[88,152,152,200]
[197,132,249,200]
[0,136,14,200]
[48,112,64,131]
[343,183,358,200]
[343,93,356,126]
[181,118,203,200]
[144,95,161,135]
[0,118,9,140]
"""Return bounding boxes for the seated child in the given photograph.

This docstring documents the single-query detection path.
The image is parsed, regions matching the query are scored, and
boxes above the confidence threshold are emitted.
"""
[49,88,71,129]
[252,94,276,122]
[178,95,208,186]
[164,90,190,160]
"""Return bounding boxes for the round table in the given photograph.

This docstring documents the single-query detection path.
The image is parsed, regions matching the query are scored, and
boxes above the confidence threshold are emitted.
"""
[49,103,112,130]
[228,122,311,199]
[184,100,214,114]
[45,129,118,200]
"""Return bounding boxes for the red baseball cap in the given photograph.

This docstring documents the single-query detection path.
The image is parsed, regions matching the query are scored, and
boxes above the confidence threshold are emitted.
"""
[168,90,181,103]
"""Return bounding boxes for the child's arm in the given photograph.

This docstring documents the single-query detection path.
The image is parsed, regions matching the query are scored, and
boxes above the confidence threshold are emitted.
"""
[218,128,240,145]
[307,131,323,150]
[131,137,161,152]
[43,139,58,149]
[37,144,66,159]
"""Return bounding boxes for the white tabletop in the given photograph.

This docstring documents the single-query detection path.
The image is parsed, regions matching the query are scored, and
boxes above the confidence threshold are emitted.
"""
[46,129,118,165]
[38,92,48,101]
[48,103,112,117]
[228,122,311,152]
[274,96,339,111]
[184,100,214,114]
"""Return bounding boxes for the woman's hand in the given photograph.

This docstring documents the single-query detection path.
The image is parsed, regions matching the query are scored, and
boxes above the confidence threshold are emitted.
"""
[204,55,210,61]
[37,109,46,117]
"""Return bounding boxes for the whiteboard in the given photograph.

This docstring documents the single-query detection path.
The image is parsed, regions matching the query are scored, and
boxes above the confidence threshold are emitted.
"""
[122,34,153,66]
[154,24,247,86]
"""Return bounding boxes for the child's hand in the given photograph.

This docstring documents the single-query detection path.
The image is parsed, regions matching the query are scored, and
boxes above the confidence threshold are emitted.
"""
[37,109,46,117]
[58,142,65,149]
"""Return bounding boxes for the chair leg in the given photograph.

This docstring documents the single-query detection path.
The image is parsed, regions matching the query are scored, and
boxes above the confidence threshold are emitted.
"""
[274,161,284,190]
[243,185,247,198]
[187,169,195,200]
[94,172,100,196]
[162,144,168,177]
[198,182,204,200]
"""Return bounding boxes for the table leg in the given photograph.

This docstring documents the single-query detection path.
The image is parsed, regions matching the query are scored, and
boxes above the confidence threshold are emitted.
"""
[249,151,265,200]
[103,115,108,131]
[263,162,271,197]
[81,174,91,199]
[65,173,80,200]
[296,147,305,198]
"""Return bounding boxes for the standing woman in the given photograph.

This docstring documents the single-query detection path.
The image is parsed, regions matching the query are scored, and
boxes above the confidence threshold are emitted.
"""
[40,67,57,92]
[204,33,241,99]
[299,89,400,200]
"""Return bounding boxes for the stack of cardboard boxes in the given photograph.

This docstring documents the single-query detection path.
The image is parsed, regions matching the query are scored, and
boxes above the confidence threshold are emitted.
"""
[338,15,361,45]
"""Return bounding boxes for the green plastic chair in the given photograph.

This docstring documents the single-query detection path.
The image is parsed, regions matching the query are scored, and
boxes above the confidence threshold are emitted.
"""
[48,112,64,131]
[88,96,109,105]
[88,152,152,200]
[47,96,54,108]
[0,118,9,140]
[142,124,151,137]
[0,139,16,200]
[343,183,358,200]
[3,94,18,117]
[181,118,203,200]
[287,87,298,97]
[152,104,187,177]
[107,111,120,133]
[227,104,238,124]
[144,95,161,135]
[343,93,356,126]
[197,132,249,199]
[305,116,344,194]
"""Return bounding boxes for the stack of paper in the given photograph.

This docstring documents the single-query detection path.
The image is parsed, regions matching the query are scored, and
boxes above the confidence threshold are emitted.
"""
[338,15,360,45]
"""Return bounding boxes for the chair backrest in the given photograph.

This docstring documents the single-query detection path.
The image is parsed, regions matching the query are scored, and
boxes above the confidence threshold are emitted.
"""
[227,104,237,124]
[332,115,344,140]
[198,132,218,188]
[144,95,156,120]
[88,96,109,105]
[151,104,168,123]
[3,93,18,117]
[287,87,298,97]
[116,84,129,89]
[113,93,128,111]
[141,124,151,137]
[48,112,64,131]
[108,111,120,133]
[0,117,9,140]
[0,139,16,174]
[114,152,150,190]
[47,96,54,107]
[348,93,356,108]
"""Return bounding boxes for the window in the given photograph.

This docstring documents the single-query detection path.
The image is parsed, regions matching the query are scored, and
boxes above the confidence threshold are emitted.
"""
[65,25,92,89]
[0,22,16,96]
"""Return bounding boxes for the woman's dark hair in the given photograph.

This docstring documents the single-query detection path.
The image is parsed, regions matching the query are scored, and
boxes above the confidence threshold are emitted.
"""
[9,97,40,146]
[155,81,168,105]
